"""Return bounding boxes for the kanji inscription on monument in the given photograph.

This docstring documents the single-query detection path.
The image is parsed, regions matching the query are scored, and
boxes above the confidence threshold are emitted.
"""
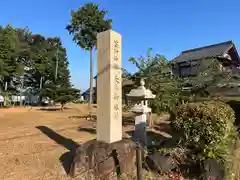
[96,30,122,143]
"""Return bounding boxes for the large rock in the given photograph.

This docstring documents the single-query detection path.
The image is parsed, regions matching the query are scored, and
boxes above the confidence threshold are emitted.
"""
[202,159,224,180]
[69,139,136,180]
[148,151,176,173]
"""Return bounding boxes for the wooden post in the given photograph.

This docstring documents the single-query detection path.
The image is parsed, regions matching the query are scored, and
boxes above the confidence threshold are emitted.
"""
[147,112,153,127]
[136,142,143,180]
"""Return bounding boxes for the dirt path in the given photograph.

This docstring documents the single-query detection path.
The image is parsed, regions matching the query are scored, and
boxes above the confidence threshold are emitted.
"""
[0,105,173,180]
[0,104,139,180]
[0,105,96,180]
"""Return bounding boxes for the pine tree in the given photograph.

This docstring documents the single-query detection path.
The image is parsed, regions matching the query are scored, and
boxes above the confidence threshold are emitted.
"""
[66,3,112,108]
[0,24,80,107]
[0,25,19,93]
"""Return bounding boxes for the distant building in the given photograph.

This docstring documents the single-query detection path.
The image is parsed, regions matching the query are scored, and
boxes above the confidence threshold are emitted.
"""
[171,40,240,96]
[171,40,240,77]
[0,87,43,106]
[81,87,96,103]
[82,76,135,104]
[83,41,240,102]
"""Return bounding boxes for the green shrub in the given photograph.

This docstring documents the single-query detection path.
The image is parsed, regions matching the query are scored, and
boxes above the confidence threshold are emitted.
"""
[122,104,133,112]
[171,101,237,162]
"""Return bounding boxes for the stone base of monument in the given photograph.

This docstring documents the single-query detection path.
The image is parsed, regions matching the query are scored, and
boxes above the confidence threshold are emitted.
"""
[69,138,136,180]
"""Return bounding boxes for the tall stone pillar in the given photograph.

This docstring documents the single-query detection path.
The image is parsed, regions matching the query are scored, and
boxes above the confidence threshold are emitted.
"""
[96,30,122,143]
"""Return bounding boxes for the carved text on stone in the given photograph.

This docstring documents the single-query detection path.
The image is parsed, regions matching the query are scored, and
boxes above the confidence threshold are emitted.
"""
[113,40,119,61]
[113,39,121,121]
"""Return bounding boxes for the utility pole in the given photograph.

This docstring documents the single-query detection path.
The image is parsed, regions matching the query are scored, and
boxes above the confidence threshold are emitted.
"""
[4,81,7,91]
[55,41,59,82]
[40,76,43,89]
[38,76,43,106]
[3,81,8,106]
[19,65,25,107]
[20,75,24,107]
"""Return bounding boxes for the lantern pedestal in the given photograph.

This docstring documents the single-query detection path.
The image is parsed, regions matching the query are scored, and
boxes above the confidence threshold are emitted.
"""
[126,79,156,147]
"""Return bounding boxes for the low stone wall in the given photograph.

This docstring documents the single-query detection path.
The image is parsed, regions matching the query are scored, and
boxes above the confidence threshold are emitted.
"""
[70,139,136,180]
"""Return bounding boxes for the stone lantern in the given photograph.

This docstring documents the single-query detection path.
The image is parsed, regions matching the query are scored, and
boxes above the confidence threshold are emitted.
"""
[126,79,156,147]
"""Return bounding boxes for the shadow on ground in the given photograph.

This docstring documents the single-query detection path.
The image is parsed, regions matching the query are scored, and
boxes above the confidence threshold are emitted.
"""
[126,130,176,149]
[37,107,72,111]
[70,114,134,124]
[78,127,96,134]
[126,121,180,150]
[153,122,174,135]
[69,115,97,121]
[36,126,80,174]
[75,115,135,133]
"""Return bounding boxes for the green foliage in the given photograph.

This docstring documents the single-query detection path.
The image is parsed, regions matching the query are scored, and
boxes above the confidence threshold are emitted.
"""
[150,76,185,114]
[26,36,71,94]
[129,48,183,114]
[66,3,112,50]
[0,24,18,91]
[180,59,229,99]
[66,3,112,106]
[122,68,132,80]
[41,84,80,108]
[122,104,134,112]
[128,48,240,114]
[129,48,170,87]
[172,101,237,162]
[0,24,74,105]
[2,91,10,106]
[73,99,87,104]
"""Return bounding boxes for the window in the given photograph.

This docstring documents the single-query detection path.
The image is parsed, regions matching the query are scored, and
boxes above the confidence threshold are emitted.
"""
[190,64,199,75]
[178,60,200,77]
[180,66,190,77]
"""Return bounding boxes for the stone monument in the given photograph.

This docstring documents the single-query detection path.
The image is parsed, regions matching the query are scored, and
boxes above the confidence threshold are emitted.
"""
[96,29,122,143]
[69,30,136,180]
[126,79,156,147]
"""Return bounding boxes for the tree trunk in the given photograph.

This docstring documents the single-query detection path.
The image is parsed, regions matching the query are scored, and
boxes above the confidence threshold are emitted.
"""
[60,103,64,111]
[55,50,59,81]
[3,81,8,106]
[4,81,8,91]
[20,75,24,107]
[20,88,23,107]
[89,48,93,109]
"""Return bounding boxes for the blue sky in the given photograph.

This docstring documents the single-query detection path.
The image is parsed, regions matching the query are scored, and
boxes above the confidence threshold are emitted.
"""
[1,0,240,91]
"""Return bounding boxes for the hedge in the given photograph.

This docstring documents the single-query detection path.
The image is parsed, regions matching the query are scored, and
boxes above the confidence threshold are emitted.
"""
[171,101,237,163]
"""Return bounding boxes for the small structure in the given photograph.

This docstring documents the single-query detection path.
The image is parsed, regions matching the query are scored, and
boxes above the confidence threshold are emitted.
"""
[126,78,156,147]
[81,87,96,103]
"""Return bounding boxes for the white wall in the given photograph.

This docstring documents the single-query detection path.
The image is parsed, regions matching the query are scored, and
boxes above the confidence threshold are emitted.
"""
[0,95,39,104]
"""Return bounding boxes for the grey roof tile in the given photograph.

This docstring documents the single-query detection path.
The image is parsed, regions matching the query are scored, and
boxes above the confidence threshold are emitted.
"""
[173,41,234,63]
